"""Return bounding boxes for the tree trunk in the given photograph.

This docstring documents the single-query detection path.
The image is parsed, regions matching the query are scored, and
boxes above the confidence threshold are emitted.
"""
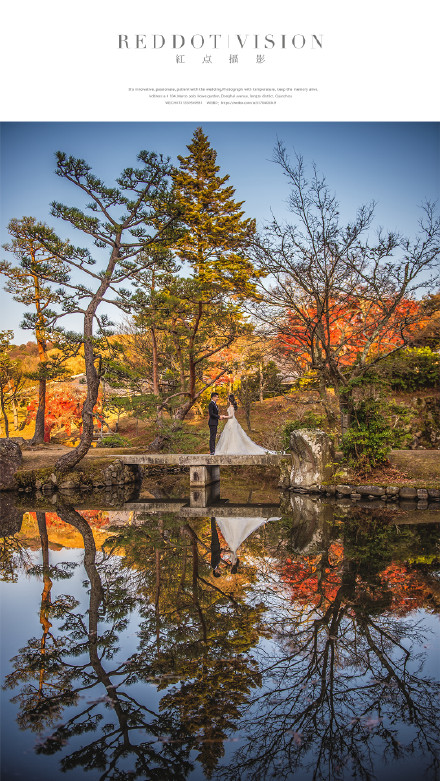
[339,390,354,436]
[12,399,19,431]
[36,512,52,697]
[317,375,339,430]
[259,362,264,403]
[55,311,100,472]
[173,352,197,422]
[0,387,9,438]
[151,326,160,395]
[172,398,194,422]
[33,270,49,445]
[31,377,46,445]
[54,500,129,732]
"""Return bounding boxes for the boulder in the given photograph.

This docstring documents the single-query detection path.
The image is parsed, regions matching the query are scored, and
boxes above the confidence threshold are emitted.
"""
[289,430,335,490]
[357,485,386,497]
[399,486,417,500]
[0,440,23,491]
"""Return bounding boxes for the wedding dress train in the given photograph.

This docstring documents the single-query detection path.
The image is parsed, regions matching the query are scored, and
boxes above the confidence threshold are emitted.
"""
[215,515,281,564]
[215,405,273,455]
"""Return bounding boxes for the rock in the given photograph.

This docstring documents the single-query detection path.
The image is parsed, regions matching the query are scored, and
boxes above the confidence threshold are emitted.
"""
[289,494,335,554]
[0,436,31,450]
[289,430,335,490]
[351,493,361,500]
[428,489,440,500]
[400,500,418,510]
[0,440,23,491]
[386,486,400,495]
[357,486,386,496]
[59,474,81,490]
[417,489,429,500]
[399,487,417,499]
[336,485,352,495]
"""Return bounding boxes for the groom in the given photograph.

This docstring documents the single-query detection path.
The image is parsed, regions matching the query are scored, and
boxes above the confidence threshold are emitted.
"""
[208,392,222,454]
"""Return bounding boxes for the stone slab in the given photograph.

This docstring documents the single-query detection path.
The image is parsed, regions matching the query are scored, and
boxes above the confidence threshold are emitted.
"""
[118,454,287,466]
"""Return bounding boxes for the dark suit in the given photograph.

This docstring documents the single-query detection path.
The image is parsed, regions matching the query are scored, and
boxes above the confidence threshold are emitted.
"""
[210,518,221,570]
[208,400,220,454]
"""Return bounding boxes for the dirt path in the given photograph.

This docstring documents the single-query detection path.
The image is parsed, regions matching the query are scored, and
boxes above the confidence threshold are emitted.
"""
[20,445,141,471]
[388,450,440,482]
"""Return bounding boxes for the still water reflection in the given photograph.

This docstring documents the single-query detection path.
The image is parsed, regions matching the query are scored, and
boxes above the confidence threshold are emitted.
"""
[1,489,439,781]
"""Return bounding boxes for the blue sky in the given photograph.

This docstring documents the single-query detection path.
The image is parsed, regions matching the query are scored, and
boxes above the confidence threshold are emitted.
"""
[1,122,439,342]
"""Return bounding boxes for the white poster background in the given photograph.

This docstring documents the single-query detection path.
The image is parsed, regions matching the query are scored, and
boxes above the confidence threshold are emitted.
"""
[1,0,439,121]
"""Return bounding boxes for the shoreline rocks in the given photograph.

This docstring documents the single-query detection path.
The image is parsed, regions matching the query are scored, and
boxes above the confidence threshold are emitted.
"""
[11,458,142,495]
[288,482,440,503]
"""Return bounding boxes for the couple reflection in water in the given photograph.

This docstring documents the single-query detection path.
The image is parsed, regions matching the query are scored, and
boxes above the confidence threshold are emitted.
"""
[210,514,280,576]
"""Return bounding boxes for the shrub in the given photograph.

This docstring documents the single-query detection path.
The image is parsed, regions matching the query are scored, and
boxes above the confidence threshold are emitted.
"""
[282,412,327,450]
[96,434,131,448]
[370,347,440,391]
[341,398,395,473]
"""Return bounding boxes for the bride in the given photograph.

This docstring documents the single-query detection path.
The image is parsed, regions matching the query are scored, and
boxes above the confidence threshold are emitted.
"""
[215,394,273,455]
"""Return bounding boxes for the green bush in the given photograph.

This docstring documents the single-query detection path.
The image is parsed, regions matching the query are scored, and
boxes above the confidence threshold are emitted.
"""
[341,398,395,473]
[96,434,131,448]
[371,347,440,391]
[282,412,327,450]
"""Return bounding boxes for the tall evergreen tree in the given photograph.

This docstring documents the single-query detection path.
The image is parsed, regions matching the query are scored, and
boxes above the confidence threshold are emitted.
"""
[1,217,71,443]
[157,127,261,421]
[173,126,258,293]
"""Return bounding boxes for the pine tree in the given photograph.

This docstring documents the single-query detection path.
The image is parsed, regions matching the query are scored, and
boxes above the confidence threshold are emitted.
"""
[158,128,260,421]
[1,217,71,443]
[32,149,179,471]
[173,126,258,294]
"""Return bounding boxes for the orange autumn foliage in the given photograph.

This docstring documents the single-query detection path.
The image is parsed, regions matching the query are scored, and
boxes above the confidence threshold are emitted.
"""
[379,563,432,616]
[281,542,344,607]
[278,297,423,370]
[26,386,103,442]
[281,543,430,616]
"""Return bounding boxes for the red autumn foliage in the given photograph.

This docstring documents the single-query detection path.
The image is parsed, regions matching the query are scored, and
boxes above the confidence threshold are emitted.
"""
[278,297,423,370]
[281,542,344,607]
[281,543,431,616]
[379,563,431,616]
[30,510,110,530]
[26,385,103,442]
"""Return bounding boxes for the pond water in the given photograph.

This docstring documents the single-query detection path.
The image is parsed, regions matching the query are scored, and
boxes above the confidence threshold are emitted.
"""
[1,475,440,781]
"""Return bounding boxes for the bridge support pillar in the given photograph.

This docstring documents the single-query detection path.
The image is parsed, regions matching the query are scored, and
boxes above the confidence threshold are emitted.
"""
[189,465,220,487]
[189,465,221,507]
[190,481,221,508]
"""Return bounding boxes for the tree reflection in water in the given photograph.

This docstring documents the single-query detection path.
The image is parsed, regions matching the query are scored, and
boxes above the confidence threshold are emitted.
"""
[1,497,439,781]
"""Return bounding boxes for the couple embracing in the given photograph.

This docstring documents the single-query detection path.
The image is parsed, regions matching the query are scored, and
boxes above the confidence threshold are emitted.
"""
[208,392,270,455]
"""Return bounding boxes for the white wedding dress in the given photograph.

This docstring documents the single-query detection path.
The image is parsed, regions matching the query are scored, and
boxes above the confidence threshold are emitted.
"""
[215,405,272,455]
[215,515,281,564]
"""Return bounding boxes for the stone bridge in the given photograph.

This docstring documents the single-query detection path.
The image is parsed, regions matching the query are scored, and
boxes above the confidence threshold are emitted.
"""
[117,453,290,507]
